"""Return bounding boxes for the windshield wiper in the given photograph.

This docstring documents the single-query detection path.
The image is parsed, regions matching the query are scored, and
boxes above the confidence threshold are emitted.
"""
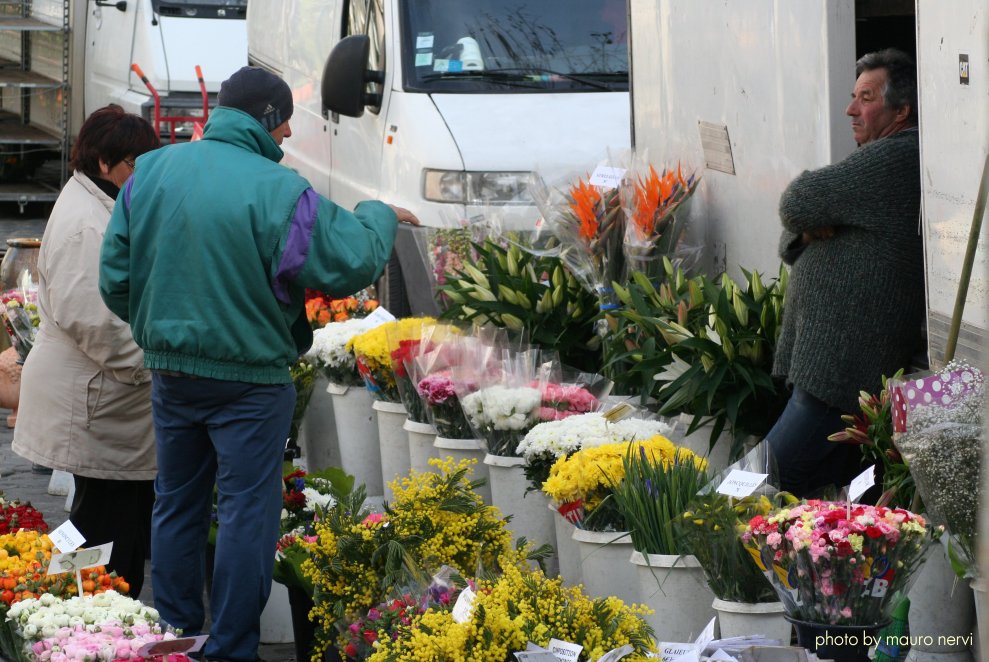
[421,67,616,91]
[480,67,615,91]
[419,70,542,88]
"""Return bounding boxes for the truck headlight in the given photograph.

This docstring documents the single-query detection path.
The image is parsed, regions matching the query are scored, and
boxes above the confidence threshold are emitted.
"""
[422,170,531,205]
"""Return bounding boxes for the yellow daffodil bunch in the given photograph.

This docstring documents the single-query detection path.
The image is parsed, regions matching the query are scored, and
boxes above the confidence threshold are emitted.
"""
[367,561,655,661]
[542,435,704,515]
[347,317,436,402]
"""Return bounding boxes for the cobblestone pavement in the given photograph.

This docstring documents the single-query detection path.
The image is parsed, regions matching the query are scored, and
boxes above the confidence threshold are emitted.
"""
[0,408,299,662]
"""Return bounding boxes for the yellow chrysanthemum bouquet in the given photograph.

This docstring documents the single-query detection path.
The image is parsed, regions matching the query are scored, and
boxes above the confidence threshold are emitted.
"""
[366,561,655,661]
[347,317,436,402]
[542,435,706,533]
[302,458,519,659]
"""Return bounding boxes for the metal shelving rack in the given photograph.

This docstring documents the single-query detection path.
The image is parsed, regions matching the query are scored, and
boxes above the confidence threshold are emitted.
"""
[0,0,69,212]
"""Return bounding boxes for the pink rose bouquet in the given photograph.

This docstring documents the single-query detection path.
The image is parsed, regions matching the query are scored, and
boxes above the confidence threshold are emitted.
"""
[741,500,933,626]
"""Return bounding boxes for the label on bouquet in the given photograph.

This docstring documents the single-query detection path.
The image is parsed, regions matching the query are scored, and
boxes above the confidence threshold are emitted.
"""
[595,644,634,662]
[716,470,768,498]
[514,652,558,662]
[47,542,113,575]
[451,586,476,623]
[48,519,86,553]
[708,650,738,662]
[848,464,876,503]
[602,402,635,423]
[363,306,397,328]
[548,638,583,660]
[657,643,700,662]
[137,635,209,657]
[588,165,627,189]
[694,617,716,652]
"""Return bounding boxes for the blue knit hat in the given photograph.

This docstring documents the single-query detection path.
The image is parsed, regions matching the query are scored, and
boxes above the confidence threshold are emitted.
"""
[218,66,293,131]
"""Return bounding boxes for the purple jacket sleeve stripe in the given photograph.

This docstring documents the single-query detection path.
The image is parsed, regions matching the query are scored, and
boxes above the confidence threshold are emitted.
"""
[272,187,319,304]
[123,177,134,210]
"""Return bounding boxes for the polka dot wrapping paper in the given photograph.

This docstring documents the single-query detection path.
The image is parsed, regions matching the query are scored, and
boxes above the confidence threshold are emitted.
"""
[889,363,984,433]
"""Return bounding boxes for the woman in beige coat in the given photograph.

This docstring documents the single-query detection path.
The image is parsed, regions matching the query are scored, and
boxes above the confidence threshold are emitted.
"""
[13,106,160,597]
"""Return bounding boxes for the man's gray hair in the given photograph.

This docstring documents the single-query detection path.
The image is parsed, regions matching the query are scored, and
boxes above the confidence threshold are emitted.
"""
[855,48,918,124]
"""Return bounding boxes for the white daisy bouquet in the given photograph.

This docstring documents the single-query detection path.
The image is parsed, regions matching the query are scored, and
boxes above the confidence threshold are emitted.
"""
[304,318,372,387]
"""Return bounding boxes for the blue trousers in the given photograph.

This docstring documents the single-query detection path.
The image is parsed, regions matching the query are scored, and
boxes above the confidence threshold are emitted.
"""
[765,386,862,498]
[150,374,295,662]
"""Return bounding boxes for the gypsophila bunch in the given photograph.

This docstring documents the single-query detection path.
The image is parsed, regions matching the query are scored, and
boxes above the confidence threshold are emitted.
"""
[28,621,186,662]
[305,319,373,386]
[517,413,673,492]
[366,561,654,661]
[460,385,542,456]
[542,436,704,531]
[303,459,516,660]
[741,501,932,626]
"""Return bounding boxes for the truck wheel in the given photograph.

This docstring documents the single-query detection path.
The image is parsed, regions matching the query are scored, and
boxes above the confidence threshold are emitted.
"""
[378,252,412,318]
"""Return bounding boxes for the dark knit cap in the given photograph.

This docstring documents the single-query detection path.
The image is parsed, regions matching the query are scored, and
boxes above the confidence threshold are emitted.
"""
[217,66,293,131]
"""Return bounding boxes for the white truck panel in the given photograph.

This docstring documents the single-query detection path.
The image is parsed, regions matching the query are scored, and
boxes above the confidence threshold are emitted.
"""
[629,0,855,279]
[916,0,989,360]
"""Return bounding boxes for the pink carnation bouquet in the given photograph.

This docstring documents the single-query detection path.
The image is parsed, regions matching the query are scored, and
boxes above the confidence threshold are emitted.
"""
[740,500,933,627]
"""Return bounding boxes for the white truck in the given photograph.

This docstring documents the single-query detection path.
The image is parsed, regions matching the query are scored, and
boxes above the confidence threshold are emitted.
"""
[627,0,988,367]
[246,0,631,315]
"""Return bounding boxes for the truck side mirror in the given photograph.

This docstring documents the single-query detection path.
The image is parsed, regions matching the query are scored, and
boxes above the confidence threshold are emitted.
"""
[321,35,384,118]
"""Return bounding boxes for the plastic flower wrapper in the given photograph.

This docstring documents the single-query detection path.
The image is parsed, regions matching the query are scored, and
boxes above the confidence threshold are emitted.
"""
[387,322,458,424]
[415,332,496,439]
[543,435,706,532]
[537,358,613,422]
[411,208,501,307]
[305,288,379,329]
[888,360,984,577]
[458,344,548,457]
[676,441,790,603]
[740,499,934,626]
[348,317,437,403]
[0,270,40,363]
[527,160,627,313]
[518,411,674,494]
[304,317,373,387]
[618,156,701,281]
[287,359,317,452]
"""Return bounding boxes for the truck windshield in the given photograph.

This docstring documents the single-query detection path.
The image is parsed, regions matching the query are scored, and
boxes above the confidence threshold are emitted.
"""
[400,0,628,93]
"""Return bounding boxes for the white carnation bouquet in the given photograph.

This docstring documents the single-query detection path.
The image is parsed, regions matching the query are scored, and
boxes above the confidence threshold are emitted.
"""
[460,384,542,456]
[8,591,160,642]
[517,412,673,491]
[304,318,371,387]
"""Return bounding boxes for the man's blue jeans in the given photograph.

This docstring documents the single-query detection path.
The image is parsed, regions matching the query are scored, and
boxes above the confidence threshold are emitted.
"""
[150,373,295,662]
[765,386,861,498]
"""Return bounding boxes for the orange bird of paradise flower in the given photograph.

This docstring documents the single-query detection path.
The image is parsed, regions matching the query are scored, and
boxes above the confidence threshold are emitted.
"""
[631,163,690,236]
[568,176,603,242]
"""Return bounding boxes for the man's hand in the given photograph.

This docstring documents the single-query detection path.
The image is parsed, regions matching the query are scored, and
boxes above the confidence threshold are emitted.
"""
[389,205,420,226]
[801,227,835,244]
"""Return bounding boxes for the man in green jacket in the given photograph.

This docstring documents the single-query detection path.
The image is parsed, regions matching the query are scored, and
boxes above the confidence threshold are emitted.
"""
[99,66,417,662]
[768,48,925,498]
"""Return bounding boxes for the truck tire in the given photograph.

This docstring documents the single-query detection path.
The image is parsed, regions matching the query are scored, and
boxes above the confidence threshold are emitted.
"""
[378,252,412,318]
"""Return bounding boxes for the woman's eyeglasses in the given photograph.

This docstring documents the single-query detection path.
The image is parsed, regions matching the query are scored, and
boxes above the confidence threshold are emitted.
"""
[123,158,136,169]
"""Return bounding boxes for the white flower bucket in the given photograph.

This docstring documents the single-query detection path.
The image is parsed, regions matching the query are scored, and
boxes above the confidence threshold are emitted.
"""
[572,529,637,605]
[300,375,340,472]
[404,419,438,475]
[676,413,732,474]
[712,598,791,644]
[485,454,557,576]
[328,382,382,497]
[433,437,491,503]
[630,550,716,643]
[904,544,976,662]
[552,507,581,586]
[373,400,410,500]
[259,580,294,643]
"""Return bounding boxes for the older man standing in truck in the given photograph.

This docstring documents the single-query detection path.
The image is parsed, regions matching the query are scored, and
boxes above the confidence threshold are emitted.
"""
[99,66,417,662]
[768,48,925,497]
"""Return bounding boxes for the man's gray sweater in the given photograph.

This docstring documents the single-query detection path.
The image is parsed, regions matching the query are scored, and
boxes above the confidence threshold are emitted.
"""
[773,129,925,413]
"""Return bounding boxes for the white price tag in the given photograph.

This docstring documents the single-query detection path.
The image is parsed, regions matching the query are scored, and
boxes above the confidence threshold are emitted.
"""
[848,465,876,503]
[693,617,717,651]
[47,520,86,553]
[47,542,113,575]
[515,653,559,662]
[716,470,769,498]
[362,306,397,328]
[658,643,700,662]
[588,165,627,189]
[137,635,209,657]
[548,638,583,661]
[602,402,636,423]
[595,644,635,662]
[451,586,476,623]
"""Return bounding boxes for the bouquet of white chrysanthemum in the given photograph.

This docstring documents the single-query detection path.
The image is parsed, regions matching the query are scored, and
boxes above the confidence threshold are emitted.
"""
[304,318,371,387]
[517,412,673,492]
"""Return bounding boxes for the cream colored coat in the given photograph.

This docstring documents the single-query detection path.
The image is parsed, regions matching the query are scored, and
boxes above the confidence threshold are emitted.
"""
[12,171,155,479]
